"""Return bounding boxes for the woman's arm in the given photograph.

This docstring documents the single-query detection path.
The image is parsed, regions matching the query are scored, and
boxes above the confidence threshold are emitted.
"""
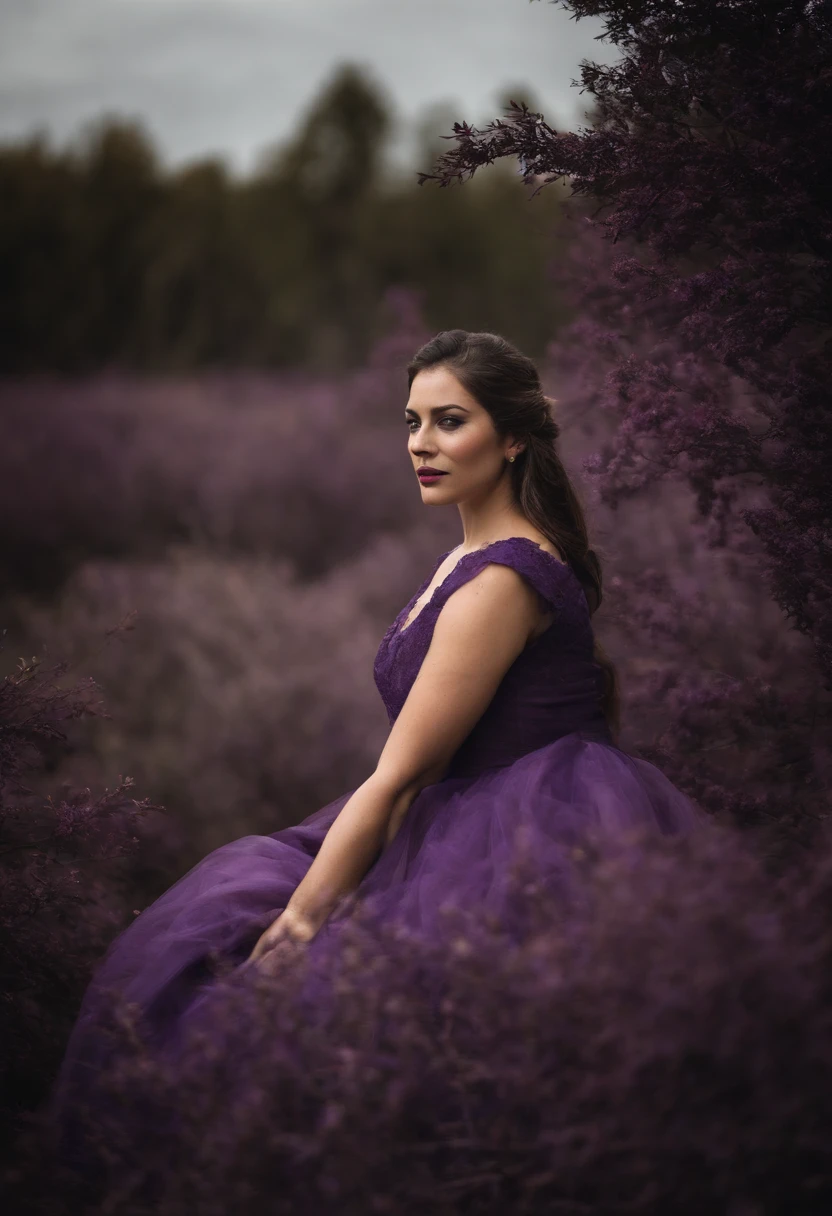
[270,563,543,937]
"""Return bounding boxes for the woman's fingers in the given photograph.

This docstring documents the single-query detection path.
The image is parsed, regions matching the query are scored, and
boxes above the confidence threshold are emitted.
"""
[254,940,294,975]
[247,908,319,965]
[248,917,283,962]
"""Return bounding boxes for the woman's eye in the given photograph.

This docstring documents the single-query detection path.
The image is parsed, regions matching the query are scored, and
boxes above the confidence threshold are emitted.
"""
[406,418,462,431]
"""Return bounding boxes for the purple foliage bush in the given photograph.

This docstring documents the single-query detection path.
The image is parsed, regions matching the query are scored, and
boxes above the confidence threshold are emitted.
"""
[0,628,161,1156]
[12,527,452,866]
[544,222,831,849]
[0,288,431,602]
[9,818,832,1215]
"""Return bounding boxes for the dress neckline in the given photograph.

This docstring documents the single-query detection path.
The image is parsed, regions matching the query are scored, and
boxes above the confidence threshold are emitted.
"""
[396,535,569,637]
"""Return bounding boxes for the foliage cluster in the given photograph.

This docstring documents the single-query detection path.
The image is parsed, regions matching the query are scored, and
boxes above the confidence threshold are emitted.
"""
[0,631,160,1154]
[10,817,832,1214]
[0,289,434,601]
[547,222,830,858]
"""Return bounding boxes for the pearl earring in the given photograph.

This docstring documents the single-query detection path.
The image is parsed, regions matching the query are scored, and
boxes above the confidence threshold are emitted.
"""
[508,454,515,463]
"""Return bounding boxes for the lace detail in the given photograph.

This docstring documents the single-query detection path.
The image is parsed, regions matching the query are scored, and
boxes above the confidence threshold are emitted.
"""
[399,538,576,634]
[373,548,451,679]
[373,537,595,726]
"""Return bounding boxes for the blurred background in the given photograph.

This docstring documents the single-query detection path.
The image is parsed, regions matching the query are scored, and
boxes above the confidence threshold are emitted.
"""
[0,0,815,880]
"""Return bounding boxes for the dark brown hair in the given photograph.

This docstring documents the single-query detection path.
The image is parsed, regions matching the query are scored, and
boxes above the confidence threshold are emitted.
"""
[407,328,620,739]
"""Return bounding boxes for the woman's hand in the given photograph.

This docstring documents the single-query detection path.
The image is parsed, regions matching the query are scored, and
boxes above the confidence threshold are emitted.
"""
[247,906,318,972]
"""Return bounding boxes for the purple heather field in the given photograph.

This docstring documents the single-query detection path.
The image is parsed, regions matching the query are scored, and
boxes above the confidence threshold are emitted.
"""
[2,2,832,1213]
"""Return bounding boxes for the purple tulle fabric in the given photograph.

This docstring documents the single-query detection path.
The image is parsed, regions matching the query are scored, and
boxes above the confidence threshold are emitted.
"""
[50,537,705,1124]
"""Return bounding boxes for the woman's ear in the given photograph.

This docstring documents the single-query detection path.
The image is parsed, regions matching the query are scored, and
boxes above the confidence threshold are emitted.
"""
[503,432,525,460]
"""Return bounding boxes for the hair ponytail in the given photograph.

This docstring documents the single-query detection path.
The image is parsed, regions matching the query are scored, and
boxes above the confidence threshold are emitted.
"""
[407,332,621,740]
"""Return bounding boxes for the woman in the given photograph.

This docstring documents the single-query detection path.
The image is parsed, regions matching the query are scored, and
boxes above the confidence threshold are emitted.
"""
[51,329,703,1118]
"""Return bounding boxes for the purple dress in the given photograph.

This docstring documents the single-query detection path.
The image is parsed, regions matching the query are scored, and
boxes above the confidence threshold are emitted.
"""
[51,537,703,1118]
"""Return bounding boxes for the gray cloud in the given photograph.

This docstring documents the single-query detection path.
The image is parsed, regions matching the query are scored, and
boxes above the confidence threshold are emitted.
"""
[0,0,618,172]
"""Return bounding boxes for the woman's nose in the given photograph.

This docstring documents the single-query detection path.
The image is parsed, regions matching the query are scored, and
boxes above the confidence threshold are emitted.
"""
[410,431,437,456]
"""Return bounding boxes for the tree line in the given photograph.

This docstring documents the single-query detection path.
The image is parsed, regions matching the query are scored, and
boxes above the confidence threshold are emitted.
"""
[0,64,570,374]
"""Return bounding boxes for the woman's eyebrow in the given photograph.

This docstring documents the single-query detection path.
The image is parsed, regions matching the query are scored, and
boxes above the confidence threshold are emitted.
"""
[404,404,470,416]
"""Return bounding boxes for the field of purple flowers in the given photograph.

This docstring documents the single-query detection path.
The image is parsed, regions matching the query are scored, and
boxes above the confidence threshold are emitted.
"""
[2,1,831,1210]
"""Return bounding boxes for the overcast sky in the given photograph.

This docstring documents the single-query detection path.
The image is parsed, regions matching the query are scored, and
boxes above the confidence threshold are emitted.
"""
[0,0,618,174]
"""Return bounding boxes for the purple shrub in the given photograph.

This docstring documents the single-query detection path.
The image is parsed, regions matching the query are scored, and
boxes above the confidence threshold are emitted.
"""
[536,223,830,847]
[8,818,832,1214]
[12,524,453,865]
[544,220,832,846]
[596,548,830,853]
[0,630,162,1155]
[0,287,432,603]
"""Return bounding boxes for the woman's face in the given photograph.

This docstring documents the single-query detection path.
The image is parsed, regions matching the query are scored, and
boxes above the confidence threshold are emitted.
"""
[405,366,518,503]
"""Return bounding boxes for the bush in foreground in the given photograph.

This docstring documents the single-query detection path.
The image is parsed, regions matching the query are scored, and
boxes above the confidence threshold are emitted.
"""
[0,630,162,1158]
[9,815,832,1215]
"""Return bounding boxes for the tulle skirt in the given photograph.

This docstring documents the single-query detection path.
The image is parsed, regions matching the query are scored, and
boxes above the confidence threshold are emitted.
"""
[49,729,704,1126]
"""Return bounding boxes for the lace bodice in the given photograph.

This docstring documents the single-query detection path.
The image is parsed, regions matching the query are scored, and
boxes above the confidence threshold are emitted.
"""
[373,537,611,779]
